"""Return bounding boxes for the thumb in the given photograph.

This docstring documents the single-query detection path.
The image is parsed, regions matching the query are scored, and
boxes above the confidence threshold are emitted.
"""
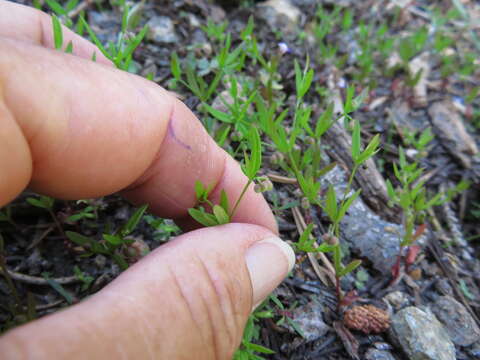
[0,224,295,360]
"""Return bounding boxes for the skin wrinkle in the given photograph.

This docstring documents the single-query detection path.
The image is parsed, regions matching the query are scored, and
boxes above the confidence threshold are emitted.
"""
[197,252,239,354]
[166,262,208,355]
[194,253,228,360]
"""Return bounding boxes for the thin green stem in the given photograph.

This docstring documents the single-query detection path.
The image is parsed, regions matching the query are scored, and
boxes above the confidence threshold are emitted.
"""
[229,179,253,219]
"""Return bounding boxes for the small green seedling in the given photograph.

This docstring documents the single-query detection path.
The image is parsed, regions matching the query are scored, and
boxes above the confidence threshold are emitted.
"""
[188,127,262,227]
[386,146,469,278]
[66,204,149,270]
[73,265,94,291]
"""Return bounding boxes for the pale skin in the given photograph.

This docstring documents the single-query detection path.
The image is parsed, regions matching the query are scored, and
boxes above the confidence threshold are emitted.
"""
[0,2,295,359]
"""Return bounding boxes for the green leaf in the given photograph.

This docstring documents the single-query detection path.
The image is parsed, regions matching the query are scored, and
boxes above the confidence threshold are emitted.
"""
[51,14,63,50]
[126,0,144,30]
[188,208,219,227]
[337,189,361,221]
[80,16,111,60]
[203,103,232,123]
[243,127,262,180]
[297,223,314,250]
[243,342,275,354]
[386,179,397,203]
[315,103,334,138]
[219,190,230,215]
[64,40,73,54]
[170,52,182,80]
[325,185,338,222]
[269,294,284,310]
[299,68,314,98]
[46,0,67,15]
[26,196,54,210]
[65,0,79,11]
[337,259,362,277]
[287,317,306,338]
[42,272,74,304]
[121,204,148,236]
[66,231,93,246]
[351,88,369,111]
[344,85,355,113]
[111,253,129,270]
[294,60,302,98]
[213,205,230,225]
[116,24,148,68]
[355,134,380,165]
[194,180,206,201]
[103,234,124,246]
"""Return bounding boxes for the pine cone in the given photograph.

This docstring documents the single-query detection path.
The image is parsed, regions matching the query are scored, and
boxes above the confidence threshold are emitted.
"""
[343,305,390,334]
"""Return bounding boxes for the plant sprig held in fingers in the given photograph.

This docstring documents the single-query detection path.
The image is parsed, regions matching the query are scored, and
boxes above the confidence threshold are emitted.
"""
[188,127,263,227]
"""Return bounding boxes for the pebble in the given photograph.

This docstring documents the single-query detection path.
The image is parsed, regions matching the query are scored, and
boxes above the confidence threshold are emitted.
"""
[431,295,480,346]
[286,297,329,343]
[384,291,410,311]
[391,306,455,360]
[94,254,107,269]
[146,16,178,43]
[364,349,396,360]
[256,0,301,35]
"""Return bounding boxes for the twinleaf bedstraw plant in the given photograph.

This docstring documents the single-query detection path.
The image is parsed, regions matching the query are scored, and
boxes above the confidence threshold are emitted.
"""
[66,205,149,270]
[188,127,262,227]
[321,119,379,303]
[386,141,469,279]
[48,0,148,71]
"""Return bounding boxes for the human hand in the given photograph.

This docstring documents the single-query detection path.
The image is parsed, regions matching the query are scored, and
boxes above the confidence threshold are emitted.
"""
[0,2,295,359]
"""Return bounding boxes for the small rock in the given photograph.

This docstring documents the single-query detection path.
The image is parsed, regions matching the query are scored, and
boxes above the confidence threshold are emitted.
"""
[256,0,301,35]
[435,278,454,296]
[364,349,396,360]
[286,297,329,342]
[373,342,392,351]
[431,295,480,346]
[146,16,178,43]
[391,306,455,360]
[384,291,410,311]
[408,53,430,108]
[94,254,107,269]
[428,100,478,168]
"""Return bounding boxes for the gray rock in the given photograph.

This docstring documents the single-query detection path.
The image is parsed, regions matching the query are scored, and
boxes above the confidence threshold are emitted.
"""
[384,291,410,311]
[364,349,397,360]
[256,0,301,35]
[146,16,178,43]
[286,297,329,342]
[391,306,455,360]
[431,295,480,346]
[321,166,402,273]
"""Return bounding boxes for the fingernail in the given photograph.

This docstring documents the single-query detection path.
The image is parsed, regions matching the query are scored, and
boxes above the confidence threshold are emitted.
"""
[245,237,295,309]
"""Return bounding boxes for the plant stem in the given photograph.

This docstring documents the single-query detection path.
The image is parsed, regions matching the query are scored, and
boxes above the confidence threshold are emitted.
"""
[335,275,343,310]
[229,179,253,219]
[49,209,67,240]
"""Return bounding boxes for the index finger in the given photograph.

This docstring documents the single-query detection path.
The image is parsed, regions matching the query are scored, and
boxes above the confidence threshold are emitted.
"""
[0,37,277,232]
